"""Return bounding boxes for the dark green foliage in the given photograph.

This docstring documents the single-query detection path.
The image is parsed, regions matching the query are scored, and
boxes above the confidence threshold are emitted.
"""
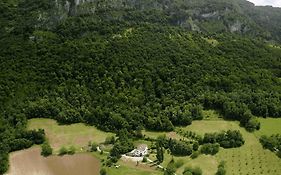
[142,157,148,162]
[168,139,193,156]
[68,146,76,155]
[260,134,281,158]
[216,161,226,175]
[203,130,244,148]
[190,151,200,159]
[164,159,176,175]
[41,141,53,157]
[104,136,115,145]
[156,142,164,163]
[89,142,98,152]
[10,139,33,152]
[200,143,220,155]
[100,168,107,175]
[110,129,134,159]
[1,0,281,173]
[183,166,202,175]
[59,146,68,156]
[193,142,199,151]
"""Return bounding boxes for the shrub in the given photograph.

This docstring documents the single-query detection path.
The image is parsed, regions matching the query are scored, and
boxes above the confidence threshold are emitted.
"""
[100,168,107,175]
[68,146,76,155]
[90,142,98,152]
[200,143,220,155]
[41,142,53,157]
[142,157,148,162]
[183,166,202,175]
[190,151,200,159]
[59,146,68,156]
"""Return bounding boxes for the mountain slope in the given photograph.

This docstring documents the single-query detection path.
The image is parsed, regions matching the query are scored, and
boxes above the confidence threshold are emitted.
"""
[1,0,281,173]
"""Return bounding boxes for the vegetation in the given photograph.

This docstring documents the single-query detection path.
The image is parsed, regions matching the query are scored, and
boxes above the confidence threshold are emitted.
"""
[28,118,115,151]
[100,168,107,175]
[58,146,76,155]
[215,161,226,175]
[260,134,281,158]
[200,143,220,155]
[1,0,281,173]
[110,129,134,159]
[41,141,53,157]
[182,166,202,175]
[156,143,164,163]
[203,130,244,148]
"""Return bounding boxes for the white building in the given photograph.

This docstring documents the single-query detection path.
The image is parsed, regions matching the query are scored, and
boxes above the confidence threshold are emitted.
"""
[127,144,148,157]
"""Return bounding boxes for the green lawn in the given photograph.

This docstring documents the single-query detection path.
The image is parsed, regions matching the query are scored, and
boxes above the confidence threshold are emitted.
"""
[255,118,281,137]
[28,118,115,151]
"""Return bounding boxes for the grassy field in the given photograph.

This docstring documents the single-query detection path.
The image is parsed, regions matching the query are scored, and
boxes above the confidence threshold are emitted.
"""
[181,120,239,135]
[28,118,115,151]
[27,117,281,175]
[182,120,281,175]
[91,150,161,175]
[142,130,182,140]
[28,118,161,175]
[255,118,281,137]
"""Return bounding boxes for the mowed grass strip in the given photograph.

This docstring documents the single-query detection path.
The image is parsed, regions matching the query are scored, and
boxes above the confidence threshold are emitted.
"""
[255,118,281,137]
[28,118,114,151]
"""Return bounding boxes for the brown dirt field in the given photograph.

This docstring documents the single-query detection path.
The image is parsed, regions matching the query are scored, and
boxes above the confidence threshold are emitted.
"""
[7,147,100,175]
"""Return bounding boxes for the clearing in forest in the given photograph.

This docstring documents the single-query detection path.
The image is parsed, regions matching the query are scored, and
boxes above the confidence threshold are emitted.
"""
[28,118,114,151]
[181,120,281,175]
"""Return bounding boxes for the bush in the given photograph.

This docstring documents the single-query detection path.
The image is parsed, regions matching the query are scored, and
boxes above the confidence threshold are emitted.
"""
[169,139,193,156]
[68,146,76,155]
[190,151,200,159]
[142,157,148,162]
[183,166,202,175]
[105,136,115,144]
[200,143,220,155]
[90,142,98,152]
[41,142,53,157]
[216,161,226,175]
[175,159,184,168]
[100,168,107,175]
[59,146,68,156]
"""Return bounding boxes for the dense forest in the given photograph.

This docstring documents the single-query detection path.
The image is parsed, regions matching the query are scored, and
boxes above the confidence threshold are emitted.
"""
[1,0,281,173]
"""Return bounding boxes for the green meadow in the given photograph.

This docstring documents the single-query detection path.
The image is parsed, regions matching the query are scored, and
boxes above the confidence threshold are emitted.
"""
[255,118,281,137]
[27,115,281,175]
[145,110,281,175]
[28,118,115,152]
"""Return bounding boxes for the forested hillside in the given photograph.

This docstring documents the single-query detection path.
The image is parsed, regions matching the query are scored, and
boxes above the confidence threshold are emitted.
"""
[1,0,281,173]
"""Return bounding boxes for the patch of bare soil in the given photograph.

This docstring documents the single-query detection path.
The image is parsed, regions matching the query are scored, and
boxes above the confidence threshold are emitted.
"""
[7,147,100,175]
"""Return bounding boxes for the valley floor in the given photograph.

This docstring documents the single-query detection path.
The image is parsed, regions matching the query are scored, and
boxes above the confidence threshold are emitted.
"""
[8,114,281,175]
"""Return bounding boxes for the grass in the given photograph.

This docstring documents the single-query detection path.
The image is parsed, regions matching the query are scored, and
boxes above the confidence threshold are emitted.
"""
[180,120,281,175]
[92,149,161,175]
[28,118,161,175]
[142,130,182,140]
[28,118,114,152]
[181,120,239,136]
[255,118,281,137]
